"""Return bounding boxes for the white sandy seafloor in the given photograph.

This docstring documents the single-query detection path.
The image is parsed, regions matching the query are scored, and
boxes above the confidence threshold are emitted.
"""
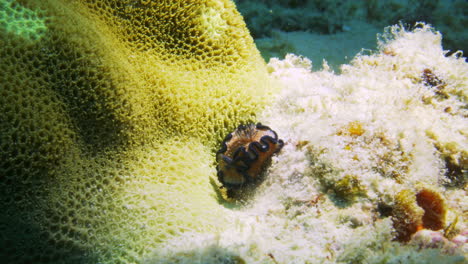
[147,24,467,264]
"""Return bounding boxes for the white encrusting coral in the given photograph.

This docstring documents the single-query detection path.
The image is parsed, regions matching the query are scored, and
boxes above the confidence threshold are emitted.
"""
[146,24,467,264]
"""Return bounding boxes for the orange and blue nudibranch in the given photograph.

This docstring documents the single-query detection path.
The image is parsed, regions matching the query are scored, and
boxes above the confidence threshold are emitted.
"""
[216,123,284,191]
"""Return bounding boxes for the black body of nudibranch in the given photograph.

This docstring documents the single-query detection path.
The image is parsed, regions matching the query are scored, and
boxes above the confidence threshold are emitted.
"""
[216,123,284,191]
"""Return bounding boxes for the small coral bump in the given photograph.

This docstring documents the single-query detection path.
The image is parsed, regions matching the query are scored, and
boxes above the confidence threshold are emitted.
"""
[337,121,365,137]
[332,174,366,202]
[391,189,424,242]
[391,188,448,242]
[422,68,445,88]
[450,229,467,247]
[347,121,365,137]
[416,188,446,231]
[216,123,284,193]
[410,229,449,249]
[410,229,467,255]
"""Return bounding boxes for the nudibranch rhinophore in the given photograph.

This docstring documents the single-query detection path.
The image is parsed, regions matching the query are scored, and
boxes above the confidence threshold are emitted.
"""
[216,123,284,191]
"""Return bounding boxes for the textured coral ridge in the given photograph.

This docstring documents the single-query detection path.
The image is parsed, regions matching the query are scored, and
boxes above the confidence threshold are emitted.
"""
[0,0,276,263]
[147,24,467,263]
[216,123,284,190]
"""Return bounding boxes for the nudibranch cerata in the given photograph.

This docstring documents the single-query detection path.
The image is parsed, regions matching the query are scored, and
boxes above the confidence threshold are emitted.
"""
[216,123,284,191]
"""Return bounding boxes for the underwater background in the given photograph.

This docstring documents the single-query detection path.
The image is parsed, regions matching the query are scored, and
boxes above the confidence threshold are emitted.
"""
[234,0,467,70]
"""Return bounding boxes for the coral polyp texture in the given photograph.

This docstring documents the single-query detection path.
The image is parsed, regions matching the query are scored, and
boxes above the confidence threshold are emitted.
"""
[0,0,276,263]
[216,123,283,193]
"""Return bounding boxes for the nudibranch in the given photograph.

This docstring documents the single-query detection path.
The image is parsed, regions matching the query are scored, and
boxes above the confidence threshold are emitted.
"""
[216,123,284,191]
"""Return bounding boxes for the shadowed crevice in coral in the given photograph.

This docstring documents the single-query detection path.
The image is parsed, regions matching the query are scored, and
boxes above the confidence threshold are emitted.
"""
[42,36,130,153]
[0,187,98,264]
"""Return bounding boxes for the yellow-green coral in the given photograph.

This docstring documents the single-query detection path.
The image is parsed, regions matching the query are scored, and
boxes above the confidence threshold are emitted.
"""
[333,174,366,201]
[0,0,47,41]
[0,0,275,263]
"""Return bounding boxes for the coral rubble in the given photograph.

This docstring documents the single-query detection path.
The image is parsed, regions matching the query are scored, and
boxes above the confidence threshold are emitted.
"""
[149,23,467,263]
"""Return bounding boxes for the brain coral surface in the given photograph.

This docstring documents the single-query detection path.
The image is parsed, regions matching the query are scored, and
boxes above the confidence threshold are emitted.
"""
[0,0,275,263]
